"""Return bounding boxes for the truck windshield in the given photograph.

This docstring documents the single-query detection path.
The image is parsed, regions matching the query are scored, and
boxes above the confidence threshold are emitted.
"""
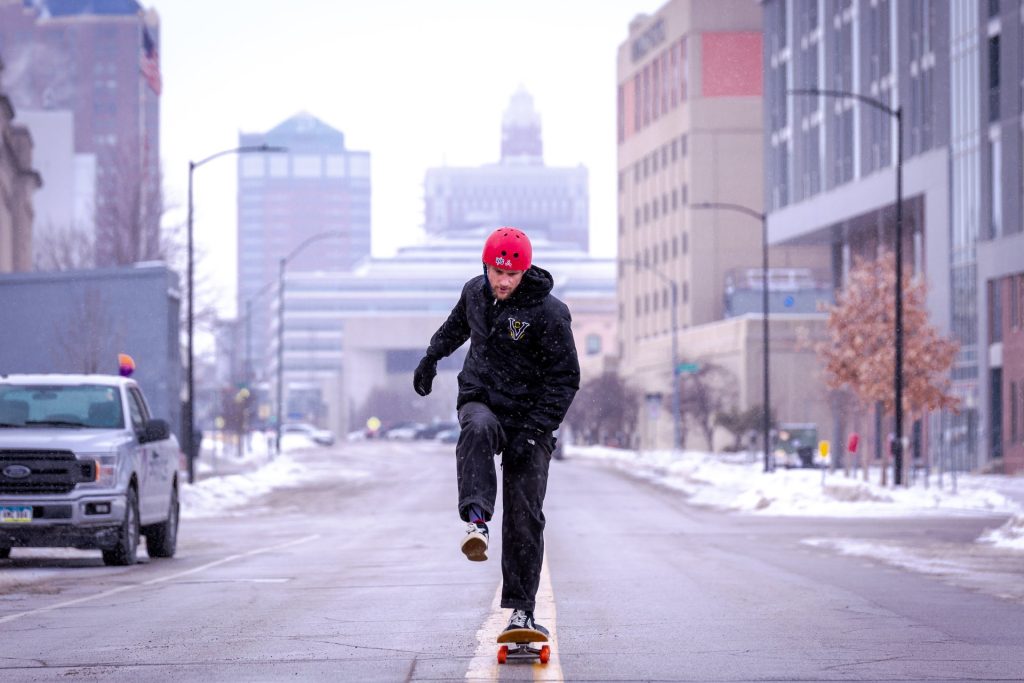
[0,385,125,429]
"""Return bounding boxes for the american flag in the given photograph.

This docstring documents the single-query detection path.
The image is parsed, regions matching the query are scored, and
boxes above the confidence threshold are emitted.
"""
[140,26,162,96]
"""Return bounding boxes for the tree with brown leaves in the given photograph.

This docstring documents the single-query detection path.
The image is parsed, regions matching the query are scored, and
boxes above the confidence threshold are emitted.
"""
[817,251,959,480]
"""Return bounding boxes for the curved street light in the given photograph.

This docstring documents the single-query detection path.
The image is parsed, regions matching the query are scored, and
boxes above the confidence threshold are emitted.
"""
[692,201,771,473]
[275,230,347,453]
[788,87,905,485]
[184,143,286,483]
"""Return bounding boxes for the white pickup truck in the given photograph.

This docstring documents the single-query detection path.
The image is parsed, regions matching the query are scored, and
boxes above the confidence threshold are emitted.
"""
[0,374,180,565]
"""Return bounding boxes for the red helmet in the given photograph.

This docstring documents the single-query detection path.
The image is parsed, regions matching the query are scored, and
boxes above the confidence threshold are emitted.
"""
[482,227,532,271]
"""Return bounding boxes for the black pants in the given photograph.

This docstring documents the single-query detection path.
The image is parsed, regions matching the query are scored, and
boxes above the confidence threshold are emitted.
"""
[456,401,551,612]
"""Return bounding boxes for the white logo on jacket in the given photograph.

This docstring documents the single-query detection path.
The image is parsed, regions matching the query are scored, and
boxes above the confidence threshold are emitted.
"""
[508,318,530,341]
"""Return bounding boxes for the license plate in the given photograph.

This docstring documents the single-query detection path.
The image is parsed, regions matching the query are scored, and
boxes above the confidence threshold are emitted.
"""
[0,506,32,523]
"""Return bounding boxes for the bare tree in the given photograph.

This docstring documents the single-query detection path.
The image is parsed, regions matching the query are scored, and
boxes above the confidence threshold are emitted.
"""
[53,287,123,374]
[678,361,737,451]
[33,222,95,271]
[564,371,640,446]
[93,145,165,268]
[717,403,775,452]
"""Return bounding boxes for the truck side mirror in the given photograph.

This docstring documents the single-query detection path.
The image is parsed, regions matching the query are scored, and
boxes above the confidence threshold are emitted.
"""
[141,418,170,443]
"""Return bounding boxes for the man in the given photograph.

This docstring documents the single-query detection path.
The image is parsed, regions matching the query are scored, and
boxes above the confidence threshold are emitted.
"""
[413,226,580,638]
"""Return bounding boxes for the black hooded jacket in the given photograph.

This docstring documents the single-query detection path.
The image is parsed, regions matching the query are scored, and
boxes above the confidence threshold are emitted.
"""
[424,265,580,435]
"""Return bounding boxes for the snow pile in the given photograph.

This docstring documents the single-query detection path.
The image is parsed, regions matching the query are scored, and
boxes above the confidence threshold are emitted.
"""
[978,514,1024,551]
[182,437,367,519]
[565,445,1024,518]
[181,454,311,519]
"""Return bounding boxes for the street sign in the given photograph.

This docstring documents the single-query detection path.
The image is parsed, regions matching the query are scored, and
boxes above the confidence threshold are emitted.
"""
[676,362,700,374]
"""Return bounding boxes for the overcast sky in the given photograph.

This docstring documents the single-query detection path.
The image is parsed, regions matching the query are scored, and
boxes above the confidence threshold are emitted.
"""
[159,0,662,317]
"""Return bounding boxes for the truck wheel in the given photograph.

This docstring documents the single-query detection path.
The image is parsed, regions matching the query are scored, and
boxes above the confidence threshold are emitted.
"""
[0,548,10,559]
[102,487,139,566]
[144,485,178,558]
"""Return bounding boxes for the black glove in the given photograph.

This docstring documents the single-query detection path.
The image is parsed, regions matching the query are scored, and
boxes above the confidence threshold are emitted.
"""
[506,429,550,456]
[413,356,437,396]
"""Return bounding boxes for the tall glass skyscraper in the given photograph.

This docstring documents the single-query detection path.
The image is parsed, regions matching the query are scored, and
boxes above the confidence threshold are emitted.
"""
[236,112,371,389]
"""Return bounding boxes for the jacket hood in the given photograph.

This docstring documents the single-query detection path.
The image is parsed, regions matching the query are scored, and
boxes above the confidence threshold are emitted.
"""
[486,265,553,306]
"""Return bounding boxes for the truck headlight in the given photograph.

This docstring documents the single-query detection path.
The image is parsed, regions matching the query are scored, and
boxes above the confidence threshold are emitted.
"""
[79,454,117,488]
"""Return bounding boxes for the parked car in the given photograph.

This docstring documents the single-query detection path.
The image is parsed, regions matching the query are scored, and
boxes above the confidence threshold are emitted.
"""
[435,428,460,444]
[772,423,818,469]
[0,374,180,565]
[382,421,425,440]
[281,422,335,446]
[414,421,458,440]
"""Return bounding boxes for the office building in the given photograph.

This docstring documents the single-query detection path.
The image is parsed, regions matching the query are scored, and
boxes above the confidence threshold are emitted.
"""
[236,112,371,384]
[617,0,826,450]
[424,88,589,252]
[0,0,161,267]
[0,59,40,272]
[762,0,1024,473]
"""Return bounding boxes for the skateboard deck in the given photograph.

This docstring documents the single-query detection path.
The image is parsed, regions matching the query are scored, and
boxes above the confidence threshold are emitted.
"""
[496,628,550,664]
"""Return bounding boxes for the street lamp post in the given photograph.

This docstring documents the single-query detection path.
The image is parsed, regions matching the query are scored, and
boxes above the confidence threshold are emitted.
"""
[184,143,285,484]
[693,202,772,473]
[627,258,682,451]
[788,87,905,485]
[274,231,346,453]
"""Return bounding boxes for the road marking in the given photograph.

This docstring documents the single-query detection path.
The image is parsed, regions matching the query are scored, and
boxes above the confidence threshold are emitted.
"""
[0,534,320,625]
[464,551,563,682]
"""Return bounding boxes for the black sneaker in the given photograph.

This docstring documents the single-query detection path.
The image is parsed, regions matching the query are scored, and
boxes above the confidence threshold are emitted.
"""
[502,609,549,640]
[461,521,488,562]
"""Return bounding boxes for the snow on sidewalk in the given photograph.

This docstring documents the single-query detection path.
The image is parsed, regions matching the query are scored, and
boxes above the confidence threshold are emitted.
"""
[565,445,1024,519]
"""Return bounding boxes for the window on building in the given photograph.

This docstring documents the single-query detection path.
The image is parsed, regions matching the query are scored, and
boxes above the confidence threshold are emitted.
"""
[643,156,649,178]
[585,333,602,356]
[989,34,1001,122]
[643,204,650,223]
[683,281,689,303]
[1011,381,1019,443]
[679,36,688,101]
[653,200,659,221]
[671,139,678,161]
[661,145,668,167]
[651,150,659,173]
[269,156,289,177]
[643,64,652,127]
[680,134,688,157]
[618,214,625,235]
[672,189,678,210]
[681,184,688,205]
[635,207,641,227]
[671,41,679,107]
[682,232,688,254]
[1012,275,1022,329]
[989,0,1000,18]
[989,133,1003,238]
[672,236,678,258]
[635,296,641,315]
[241,156,265,178]
[662,241,668,262]
[293,155,322,178]
[990,280,1003,342]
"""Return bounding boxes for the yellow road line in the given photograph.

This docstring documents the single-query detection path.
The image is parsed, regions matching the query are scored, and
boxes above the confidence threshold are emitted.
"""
[465,550,564,682]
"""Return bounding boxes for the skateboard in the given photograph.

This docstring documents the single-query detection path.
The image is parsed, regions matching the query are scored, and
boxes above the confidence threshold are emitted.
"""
[496,627,551,664]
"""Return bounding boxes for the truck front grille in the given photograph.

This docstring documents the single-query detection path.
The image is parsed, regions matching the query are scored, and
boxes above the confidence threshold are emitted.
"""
[0,450,96,495]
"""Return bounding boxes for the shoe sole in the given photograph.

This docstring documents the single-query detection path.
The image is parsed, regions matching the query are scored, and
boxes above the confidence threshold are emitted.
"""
[461,535,487,562]
[497,627,549,644]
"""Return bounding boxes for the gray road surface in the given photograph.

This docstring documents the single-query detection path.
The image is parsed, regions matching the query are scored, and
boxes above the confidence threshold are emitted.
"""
[1,440,1022,681]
